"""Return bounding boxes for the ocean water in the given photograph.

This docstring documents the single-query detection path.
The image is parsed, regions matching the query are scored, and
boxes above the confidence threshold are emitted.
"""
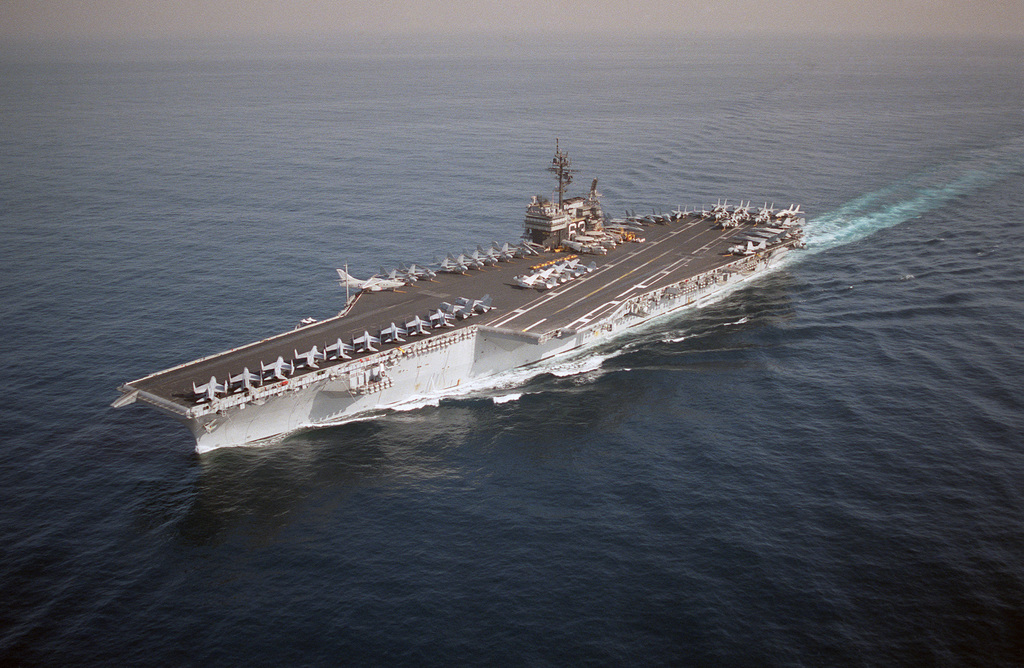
[2,35,1023,665]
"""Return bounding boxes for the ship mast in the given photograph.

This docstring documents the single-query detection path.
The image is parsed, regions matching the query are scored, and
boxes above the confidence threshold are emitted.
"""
[547,138,576,208]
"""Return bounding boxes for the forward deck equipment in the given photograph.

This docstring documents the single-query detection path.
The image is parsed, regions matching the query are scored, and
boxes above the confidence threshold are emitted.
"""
[113,144,806,452]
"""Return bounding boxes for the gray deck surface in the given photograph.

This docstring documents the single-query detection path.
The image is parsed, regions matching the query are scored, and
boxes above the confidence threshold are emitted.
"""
[127,214,747,404]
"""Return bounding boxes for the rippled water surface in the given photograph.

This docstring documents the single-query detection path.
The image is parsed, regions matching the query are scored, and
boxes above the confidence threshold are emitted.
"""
[2,36,1023,665]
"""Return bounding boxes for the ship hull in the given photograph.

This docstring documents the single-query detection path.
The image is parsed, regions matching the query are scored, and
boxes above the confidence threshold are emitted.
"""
[174,246,789,453]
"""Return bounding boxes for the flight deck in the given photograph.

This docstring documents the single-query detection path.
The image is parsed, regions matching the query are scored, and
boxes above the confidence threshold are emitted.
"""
[124,211,789,408]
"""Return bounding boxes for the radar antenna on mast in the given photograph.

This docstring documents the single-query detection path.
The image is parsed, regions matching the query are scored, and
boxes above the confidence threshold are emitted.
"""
[547,138,576,207]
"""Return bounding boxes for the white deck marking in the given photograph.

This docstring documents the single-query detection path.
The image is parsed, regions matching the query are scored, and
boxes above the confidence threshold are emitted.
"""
[486,220,739,332]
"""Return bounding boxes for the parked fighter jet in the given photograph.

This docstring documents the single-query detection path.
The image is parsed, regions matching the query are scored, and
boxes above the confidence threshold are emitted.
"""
[352,331,380,353]
[379,322,407,344]
[293,345,325,370]
[227,368,261,393]
[755,203,776,224]
[475,245,500,266]
[401,263,436,281]
[325,338,353,360]
[492,242,517,261]
[514,273,542,289]
[429,308,454,328]
[449,295,493,319]
[405,314,431,336]
[727,239,766,256]
[379,267,412,286]
[261,357,294,382]
[775,204,802,219]
[441,299,478,319]
[459,251,487,270]
[451,298,475,319]
[192,376,226,402]
[472,294,493,314]
[437,255,469,274]
[532,266,562,289]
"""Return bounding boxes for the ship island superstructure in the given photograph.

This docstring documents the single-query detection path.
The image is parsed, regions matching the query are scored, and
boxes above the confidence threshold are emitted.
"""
[113,145,806,452]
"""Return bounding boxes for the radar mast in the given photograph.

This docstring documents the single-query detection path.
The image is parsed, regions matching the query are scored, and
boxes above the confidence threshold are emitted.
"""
[547,138,576,208]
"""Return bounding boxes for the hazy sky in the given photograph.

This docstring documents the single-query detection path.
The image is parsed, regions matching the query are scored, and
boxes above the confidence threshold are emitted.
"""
[1,0,1022,41]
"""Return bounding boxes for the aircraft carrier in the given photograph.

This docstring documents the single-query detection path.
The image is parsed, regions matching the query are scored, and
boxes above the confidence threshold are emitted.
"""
[113,144,806,452]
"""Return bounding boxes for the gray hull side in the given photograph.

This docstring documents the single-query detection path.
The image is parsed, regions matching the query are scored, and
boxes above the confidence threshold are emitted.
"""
[182,247,788,452]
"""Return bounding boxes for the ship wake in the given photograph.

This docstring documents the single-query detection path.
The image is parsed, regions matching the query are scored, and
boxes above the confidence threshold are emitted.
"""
[805,135,1024,253]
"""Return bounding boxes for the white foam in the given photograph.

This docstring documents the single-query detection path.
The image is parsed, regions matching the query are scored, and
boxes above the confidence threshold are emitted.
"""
[306,412,388,430]
[388,395,443,412]
[547,354,610,378]
[806,137,1024,253]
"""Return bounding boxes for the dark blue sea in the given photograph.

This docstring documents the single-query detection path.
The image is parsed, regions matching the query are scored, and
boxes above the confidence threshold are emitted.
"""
[2,35,1023,665]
